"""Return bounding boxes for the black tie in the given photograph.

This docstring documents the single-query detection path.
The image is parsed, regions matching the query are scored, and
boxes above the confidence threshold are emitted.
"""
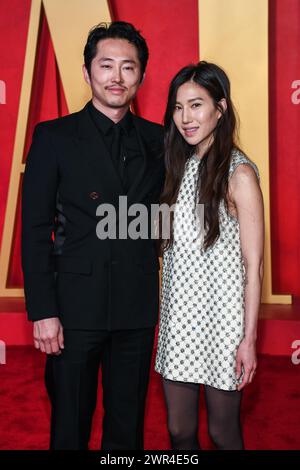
[111,123,121,164]
[111,123,125,184]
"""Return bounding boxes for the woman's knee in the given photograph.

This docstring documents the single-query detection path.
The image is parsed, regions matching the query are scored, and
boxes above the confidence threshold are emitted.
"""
[207,423,225,449]
[208,422,243,450]
[167,418,196,442]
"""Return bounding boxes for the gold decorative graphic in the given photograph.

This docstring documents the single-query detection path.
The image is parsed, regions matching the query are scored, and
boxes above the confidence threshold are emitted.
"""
[0,0,111,296]
[198,0,291,303]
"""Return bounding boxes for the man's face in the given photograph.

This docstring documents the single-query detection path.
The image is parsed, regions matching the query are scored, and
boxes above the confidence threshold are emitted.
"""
[83,38,143,112]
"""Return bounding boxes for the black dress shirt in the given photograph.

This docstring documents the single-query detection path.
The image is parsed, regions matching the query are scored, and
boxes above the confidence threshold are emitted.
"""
[87,101,142,194]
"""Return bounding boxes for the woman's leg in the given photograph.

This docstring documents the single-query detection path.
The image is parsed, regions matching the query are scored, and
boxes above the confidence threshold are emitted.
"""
[162,378,200,450]
[204,385,244,450]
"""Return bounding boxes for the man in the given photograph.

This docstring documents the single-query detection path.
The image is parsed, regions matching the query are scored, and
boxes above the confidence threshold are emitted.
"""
[22,21,164,450]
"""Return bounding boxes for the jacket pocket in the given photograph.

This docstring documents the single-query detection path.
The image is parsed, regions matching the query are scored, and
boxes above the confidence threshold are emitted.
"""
[54,256,92,275]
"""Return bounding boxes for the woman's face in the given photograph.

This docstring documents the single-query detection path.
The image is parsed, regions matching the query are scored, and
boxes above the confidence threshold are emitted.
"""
[173,81,224,157]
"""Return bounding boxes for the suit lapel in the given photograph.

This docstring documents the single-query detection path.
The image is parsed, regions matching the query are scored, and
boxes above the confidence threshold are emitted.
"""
[127,115,160,205]
[126,117,147,201]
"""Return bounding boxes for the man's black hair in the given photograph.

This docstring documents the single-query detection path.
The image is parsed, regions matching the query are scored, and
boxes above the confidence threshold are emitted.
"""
[84,21,149,80]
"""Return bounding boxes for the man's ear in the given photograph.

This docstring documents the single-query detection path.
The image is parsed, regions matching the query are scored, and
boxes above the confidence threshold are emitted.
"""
[82,64,91,86]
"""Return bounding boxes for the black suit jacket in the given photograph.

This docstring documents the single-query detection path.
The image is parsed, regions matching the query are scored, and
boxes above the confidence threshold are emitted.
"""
[22,103,165,330]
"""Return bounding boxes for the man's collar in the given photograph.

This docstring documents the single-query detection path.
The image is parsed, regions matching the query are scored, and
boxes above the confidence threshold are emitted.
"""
[87,100,133,136]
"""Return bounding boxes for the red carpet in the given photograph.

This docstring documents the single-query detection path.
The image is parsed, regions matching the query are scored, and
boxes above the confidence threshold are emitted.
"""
[0,346,299,450]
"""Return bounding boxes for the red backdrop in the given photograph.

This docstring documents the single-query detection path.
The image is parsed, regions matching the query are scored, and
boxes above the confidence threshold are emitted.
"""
[0,0,299,317]
[269,0,300,295]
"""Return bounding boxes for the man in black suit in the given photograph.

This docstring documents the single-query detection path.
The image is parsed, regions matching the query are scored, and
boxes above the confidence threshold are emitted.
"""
[22,21,164,450]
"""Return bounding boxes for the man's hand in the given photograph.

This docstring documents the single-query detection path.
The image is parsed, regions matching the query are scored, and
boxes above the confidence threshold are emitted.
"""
[33,317,64,355]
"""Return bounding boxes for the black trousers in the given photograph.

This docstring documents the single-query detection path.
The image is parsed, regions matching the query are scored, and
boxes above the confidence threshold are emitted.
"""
[45,327,155,450]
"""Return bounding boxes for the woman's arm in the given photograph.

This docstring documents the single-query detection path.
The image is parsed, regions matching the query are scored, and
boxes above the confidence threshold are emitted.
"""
[229,163,264,391]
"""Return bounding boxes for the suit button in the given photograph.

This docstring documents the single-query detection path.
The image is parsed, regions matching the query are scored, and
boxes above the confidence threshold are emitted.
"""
[89,191,99,200]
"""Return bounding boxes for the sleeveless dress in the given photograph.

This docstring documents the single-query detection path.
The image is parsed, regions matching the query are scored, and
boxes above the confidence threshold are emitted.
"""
[155,149,260,391]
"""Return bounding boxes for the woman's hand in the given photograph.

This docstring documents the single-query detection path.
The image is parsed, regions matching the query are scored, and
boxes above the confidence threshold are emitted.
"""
[235,338,257,391]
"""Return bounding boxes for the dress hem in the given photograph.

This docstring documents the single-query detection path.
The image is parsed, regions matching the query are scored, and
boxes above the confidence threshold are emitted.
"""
[155,368,240,392]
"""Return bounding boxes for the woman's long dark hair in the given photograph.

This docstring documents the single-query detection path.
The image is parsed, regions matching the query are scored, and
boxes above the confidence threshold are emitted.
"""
[160,61,240,252]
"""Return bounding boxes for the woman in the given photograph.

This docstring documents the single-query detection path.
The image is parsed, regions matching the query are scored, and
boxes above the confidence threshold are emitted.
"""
[155,61,264,450]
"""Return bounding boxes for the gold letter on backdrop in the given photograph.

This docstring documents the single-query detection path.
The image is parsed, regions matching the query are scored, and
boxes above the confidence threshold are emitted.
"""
[0,0,111,296]
[198,0,291,304]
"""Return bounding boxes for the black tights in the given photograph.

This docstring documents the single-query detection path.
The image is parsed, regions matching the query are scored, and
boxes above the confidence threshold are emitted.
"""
[162,379,244,450]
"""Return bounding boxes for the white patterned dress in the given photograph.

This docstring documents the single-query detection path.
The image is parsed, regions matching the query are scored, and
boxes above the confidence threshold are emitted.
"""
[155,149,259,391]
